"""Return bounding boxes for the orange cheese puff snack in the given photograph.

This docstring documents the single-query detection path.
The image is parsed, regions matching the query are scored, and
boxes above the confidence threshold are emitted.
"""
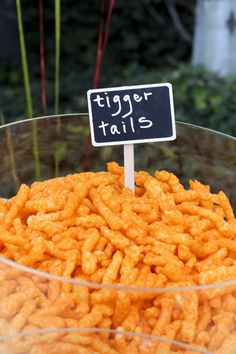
[112,292,131,327]
[0,163,235,354]
[8,300,36,333]
[177,291,198,343]
[0,198,7,213]
[199,265,236,284]
[99,185,122,214]
[90,188,125,231]
[119,245,140,285]
[208,312,235,351]
[30,342,92,354]
[214,334,236,354]
[157,320,181,352]
[152,298,175,336]
[122,304,140,332]
[102,250,123,284]
[101,226,130,250]
[216,191,235,221]
[196,300,212,332]
[3,184,30,229]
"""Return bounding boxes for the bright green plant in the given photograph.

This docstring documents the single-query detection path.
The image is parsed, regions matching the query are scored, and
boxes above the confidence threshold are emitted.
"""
[16,0,33,119]
[55,0,61,116]
[16,0,41,180]
[54,0,62,175]
[0,111,20,190]
[0,111,4,126]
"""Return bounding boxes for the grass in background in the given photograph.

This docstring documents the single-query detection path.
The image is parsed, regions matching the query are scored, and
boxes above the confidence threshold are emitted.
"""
[0,111,20,190]
[0,111,4,126]
[16,0,33,118]
[54,0,62,177]
[55,0,61,117]
[16,0,41,180]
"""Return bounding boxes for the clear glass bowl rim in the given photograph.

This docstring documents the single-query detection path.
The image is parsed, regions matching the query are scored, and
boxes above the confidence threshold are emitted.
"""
[0,113,235,141]
[0,113,234,354]
[0,113,235,292]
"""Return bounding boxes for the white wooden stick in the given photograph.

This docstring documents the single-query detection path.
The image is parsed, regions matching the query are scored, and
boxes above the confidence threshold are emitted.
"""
[124,144,135,194]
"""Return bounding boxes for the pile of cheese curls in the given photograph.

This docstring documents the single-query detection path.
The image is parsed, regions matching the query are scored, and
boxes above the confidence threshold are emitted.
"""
[0,162,236,354]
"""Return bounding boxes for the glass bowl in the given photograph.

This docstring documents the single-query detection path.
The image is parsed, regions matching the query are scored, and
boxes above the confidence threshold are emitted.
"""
[0,257,217,354]
[0,114,235,207]
[0,114,235,354]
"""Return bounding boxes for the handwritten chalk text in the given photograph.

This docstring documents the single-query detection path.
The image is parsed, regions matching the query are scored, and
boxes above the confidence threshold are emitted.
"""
[87,83,175,146]
[98,116,153,136]
[93,92,153,118]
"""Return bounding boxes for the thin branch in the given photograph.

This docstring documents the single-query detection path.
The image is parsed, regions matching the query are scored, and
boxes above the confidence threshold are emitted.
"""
[166,0,192,44]
[16,0,41,180]
[84,0,116,171]
[55,0,61,115]
[92,0,106,89]
[103,0,116,51]
[0,110,20,190]
[6,126,20,191]
[144,0,166,26]
[39,0,47,113]
[16,0,33,118]
[0,111,5,125]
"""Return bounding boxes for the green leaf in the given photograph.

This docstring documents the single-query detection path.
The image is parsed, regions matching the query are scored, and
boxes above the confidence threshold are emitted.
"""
[52,141,67,164]
[193,88,207,110]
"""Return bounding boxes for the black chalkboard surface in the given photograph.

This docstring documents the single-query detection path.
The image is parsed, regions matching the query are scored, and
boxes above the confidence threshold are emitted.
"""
[87,83,176,146]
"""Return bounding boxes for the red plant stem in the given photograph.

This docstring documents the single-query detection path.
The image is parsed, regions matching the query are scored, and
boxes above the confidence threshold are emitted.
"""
[103,0,116,52]
[83,0,116,171]
[39,0,47,112]
[93,0,106,89]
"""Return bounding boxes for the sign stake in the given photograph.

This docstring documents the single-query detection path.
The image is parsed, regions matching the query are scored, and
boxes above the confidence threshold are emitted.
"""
[124,144,135,193]
[87,83,176,197]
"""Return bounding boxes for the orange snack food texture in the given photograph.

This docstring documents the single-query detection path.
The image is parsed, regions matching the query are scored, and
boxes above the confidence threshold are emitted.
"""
[0,162,235,354]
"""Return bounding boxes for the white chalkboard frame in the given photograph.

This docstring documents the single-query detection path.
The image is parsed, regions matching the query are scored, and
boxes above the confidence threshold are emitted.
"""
[87,83,176,147]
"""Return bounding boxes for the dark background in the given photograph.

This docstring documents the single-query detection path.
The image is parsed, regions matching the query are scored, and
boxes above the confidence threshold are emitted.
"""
[0,0,235,136]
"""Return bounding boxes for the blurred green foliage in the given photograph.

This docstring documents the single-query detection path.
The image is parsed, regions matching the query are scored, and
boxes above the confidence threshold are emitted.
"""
[0,0,194,117]
[165,65,236,137]
[1,63,235,136]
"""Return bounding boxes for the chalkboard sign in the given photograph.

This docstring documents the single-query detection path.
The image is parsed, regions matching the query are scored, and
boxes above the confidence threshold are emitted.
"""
[87,83,176,147]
